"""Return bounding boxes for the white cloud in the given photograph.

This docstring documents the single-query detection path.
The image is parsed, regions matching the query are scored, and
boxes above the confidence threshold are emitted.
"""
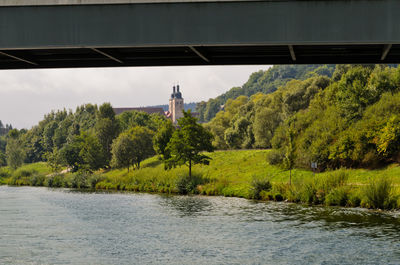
[0,65,270,129]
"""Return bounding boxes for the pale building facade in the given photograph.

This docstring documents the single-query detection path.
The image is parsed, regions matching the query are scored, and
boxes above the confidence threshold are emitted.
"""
[168,85,184,123]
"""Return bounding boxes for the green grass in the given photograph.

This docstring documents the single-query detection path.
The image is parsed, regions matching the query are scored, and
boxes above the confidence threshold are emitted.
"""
[2,150,399,209]
[1,162,52,176]
[0,162,52,185]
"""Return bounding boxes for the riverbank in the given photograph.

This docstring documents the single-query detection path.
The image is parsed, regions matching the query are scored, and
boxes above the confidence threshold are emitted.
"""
[2,186,399,264]
[1,150,400,210]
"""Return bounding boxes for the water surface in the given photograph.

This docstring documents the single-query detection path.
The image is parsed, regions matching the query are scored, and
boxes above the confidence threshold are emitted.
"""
[0,186,399,264]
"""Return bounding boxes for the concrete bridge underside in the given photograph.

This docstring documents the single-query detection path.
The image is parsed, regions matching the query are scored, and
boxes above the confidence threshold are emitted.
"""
[1,0,400,69]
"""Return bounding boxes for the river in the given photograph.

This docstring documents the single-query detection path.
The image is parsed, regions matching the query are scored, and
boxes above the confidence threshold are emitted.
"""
[0,186,399,265]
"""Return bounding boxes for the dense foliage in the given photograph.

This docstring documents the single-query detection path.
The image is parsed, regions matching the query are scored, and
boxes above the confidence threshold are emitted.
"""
[1,99,215,179]
[205,75,331,149]
[166,110,214,177]
[1,103,172,172]
[205,64,400,171]
[0,120,13,136]
[0,121,12,166]
[196,65,335,122]
[3,63,400,207]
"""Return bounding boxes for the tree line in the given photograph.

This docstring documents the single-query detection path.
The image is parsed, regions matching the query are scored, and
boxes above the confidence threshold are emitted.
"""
[1,104,213,177]
[205,64,400,170]
[0,121,13,166]
[0,120,12,136]
[2,64,400,174]
[195,65,336,122]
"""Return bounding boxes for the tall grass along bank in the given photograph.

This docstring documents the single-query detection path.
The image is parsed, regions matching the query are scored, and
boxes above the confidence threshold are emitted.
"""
[1,150,399,210]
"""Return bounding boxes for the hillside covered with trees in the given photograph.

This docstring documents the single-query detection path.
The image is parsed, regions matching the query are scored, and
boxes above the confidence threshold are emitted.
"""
[205,64,400,171]
[196,65,336,122]
[1,64,400,210]
[2,64,400,173]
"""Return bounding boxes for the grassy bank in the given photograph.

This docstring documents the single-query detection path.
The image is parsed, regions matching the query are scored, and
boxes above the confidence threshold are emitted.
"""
[1,150,400,209]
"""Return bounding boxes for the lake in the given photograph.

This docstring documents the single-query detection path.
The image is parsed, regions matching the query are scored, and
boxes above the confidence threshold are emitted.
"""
[0,186,399,264]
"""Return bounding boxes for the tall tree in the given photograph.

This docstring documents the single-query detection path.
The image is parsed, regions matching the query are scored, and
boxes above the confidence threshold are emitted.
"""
[166,110,214,177]
[110,126,154,171]
[0,150,6,167]
[111,133,135,172]
[128,126,155,169]
[284,128,296,185]
[153,120,175,163]
[95,103,120,167]
[79,132,106,172]
[6,130,25,170]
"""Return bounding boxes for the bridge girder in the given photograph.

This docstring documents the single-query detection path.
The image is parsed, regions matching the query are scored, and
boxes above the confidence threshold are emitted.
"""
[0,0,399,69]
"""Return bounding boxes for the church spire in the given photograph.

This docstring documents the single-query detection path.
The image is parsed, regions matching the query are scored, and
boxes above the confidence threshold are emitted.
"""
[171,85,176,98]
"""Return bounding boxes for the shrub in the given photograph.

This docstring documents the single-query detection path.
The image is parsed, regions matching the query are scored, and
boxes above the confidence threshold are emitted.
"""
[325,186,349,206]
[176,173,206,195]
[250,176,272,199]
[347,191,361,207]
[7,168,38,186]
[29,174,46,186]
[45,174,65,188]
[88,174,105,189]
[71,173,89,189]
[266,150,284,165]
[259,190,273,200]
[363,177,396,209]
[320,169,348,192]
[299,181,319,204]
[13,168,37,178]
[273,192,284,201]
[361,151,382,169]
[313,169,349,203]
[0,168,11,180]
[285,184,301,203]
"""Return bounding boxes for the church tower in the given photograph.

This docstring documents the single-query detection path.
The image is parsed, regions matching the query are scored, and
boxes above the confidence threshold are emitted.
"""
[169,84,184,123]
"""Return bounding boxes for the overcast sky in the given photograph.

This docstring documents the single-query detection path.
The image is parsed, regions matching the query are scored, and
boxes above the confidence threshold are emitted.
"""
[0,65,270,129]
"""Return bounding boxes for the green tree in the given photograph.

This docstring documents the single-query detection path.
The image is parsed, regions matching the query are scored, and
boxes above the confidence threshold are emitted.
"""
[284,128,296,185]
[79,132,106,172]
[376,115,400,158]
[111,126,155,171]
[59,132,104,172]
[110,133,135,172]
[153,120,175,162]
[6,131,25,170]
[98,102,116,120]
[95,117,120,167]
[53,115,73,149]
[0,150,6,167]
[117,110,154,131]
[42,120,59,153]
[253,107,282,148]
[59,134,85,172]
[166,110,214,177]
[0,136,6,153]
[45,148,63,172]
[128,126,155,169]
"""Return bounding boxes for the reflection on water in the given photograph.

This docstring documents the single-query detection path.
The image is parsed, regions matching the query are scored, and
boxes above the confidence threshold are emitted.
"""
[0,186,399,265]
[159,195,213,216]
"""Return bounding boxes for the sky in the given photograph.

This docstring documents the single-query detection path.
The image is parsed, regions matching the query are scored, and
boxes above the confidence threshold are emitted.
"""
[0,65,270,129]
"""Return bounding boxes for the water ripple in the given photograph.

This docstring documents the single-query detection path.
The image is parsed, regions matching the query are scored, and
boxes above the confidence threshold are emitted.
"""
[0,186,399,264]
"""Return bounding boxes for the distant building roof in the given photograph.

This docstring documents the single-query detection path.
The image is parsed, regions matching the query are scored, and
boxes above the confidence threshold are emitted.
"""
[113,107,165,116]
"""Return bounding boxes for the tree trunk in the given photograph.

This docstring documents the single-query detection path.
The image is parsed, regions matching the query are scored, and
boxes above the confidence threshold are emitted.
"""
[289,169,292,185]
[189,159,192,178]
